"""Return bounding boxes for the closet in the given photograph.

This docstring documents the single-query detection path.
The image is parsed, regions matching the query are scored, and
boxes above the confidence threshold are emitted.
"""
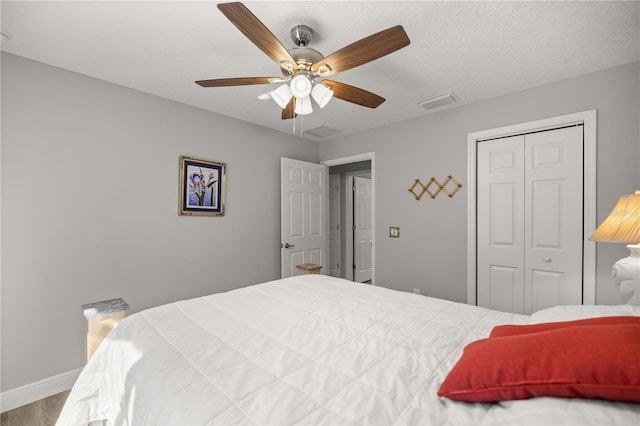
[476,125,584,315]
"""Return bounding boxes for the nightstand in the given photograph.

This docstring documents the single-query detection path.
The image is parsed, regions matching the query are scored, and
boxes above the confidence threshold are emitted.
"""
[82,298,130,361]
[296,263,322,275]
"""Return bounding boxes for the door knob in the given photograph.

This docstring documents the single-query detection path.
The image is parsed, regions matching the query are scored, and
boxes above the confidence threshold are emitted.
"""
[284,243,295,249]
[544,257,552,263]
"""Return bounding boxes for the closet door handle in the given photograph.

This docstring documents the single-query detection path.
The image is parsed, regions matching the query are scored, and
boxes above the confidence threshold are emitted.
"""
[544,257,552,263]
[283,243,295,249]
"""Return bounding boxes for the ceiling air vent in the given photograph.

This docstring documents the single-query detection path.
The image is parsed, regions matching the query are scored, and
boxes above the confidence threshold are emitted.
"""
[305,125,340,138]
[418,91,459,110]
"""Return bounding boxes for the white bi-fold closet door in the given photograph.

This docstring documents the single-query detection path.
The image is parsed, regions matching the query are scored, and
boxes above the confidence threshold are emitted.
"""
[477,125,584,315]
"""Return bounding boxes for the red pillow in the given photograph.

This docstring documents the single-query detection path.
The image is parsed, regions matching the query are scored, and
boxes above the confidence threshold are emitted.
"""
[438,324,640,403]
[490,316,640,338]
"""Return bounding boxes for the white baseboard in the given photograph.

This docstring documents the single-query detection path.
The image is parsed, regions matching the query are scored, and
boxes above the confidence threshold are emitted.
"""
[0,368,82,413]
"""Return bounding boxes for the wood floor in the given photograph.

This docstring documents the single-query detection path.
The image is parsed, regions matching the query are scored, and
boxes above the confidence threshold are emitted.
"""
[1,391,69,426]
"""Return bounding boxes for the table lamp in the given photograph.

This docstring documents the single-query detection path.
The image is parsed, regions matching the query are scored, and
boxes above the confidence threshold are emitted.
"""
[590,189,640,304]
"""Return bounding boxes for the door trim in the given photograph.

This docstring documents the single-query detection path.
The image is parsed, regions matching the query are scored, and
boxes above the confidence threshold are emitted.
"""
[328,174,342,278]
[466,110,597,307]
[322,152,376,285]
[345,174,355,281]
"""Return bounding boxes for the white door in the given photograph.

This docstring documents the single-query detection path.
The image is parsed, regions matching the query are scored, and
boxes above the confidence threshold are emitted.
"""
[524,127,583,313]
[280,158,326,278]
[328,175,341,277]
[353,176,372,282]
[477,126,583,314]
[477,135,526,313]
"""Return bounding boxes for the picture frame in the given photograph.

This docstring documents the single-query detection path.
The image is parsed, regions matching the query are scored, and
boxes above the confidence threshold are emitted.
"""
[179,156,226,216]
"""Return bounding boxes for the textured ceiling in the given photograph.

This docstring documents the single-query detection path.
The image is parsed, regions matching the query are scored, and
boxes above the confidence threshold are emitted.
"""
[2,1,638,141]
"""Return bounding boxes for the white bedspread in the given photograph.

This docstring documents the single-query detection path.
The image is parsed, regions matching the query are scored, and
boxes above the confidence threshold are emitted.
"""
[57,275,640,425]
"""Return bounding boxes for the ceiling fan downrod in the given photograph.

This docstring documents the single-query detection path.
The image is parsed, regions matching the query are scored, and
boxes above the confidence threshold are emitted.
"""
[291,25,313,47]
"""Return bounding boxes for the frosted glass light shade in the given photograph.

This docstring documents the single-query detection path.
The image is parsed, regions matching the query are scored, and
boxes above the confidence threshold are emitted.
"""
[294,96,313,115]
[590,190,640,243]
[271,84,293,109]
[290,75,312,98]
[311,84,333,108]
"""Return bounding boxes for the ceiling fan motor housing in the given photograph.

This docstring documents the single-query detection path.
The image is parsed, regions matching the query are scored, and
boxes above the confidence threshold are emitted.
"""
[288,47,324,72]
[287,25,323,73]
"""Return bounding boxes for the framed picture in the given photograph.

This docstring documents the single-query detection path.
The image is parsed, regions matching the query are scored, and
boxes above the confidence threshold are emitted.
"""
[179,156,226,216]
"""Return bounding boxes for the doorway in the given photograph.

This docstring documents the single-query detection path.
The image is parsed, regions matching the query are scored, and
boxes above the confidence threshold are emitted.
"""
[323,153,375,284]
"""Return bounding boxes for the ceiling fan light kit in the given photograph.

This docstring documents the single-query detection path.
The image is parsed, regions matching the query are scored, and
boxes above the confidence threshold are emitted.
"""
[270,76,333,115]
[290,75,312,98]
[195,2,410,121]
[295,96,314,115]
[271,84,293,109]
[311,83,333,108]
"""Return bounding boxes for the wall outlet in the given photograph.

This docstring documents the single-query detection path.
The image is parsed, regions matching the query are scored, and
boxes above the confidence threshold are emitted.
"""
[389,226,400,238]
[413,288,420,294]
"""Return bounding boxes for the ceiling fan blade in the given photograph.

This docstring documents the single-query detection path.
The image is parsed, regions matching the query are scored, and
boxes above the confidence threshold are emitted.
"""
[195,77,285,87]
[282,98,297,120]
[321,80,385,108]
[218,2,297,72]
[312,26,410,77]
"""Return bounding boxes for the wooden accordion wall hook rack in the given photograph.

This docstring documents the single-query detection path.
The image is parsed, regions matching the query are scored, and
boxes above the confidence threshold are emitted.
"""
[409,176,462,200]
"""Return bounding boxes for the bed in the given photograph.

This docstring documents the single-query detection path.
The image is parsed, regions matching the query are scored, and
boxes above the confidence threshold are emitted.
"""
[57,275,640,425]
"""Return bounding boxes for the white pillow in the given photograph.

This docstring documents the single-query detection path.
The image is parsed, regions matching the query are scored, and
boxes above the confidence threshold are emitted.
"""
[530,304,640,323]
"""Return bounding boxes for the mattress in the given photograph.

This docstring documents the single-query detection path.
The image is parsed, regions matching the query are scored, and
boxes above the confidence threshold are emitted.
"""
[57,275,640,425]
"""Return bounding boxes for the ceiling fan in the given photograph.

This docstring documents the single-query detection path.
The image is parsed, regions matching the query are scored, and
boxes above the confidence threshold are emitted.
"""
[196,2,410,119]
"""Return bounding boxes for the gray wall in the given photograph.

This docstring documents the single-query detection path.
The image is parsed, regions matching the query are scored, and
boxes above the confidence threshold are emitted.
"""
[320,61,640,305]
[2,52,639,395]
[0,53,318,392]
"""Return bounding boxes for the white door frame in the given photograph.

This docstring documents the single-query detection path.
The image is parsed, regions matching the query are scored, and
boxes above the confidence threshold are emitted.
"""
[322,152,376,285]
[467,110,597,306]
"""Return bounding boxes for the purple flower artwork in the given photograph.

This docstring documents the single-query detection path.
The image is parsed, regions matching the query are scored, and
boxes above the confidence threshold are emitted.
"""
[179,156,226,216]
[187,166,219,208]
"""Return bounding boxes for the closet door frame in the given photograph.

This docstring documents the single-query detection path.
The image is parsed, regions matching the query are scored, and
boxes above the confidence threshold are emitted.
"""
[467,110,597,306]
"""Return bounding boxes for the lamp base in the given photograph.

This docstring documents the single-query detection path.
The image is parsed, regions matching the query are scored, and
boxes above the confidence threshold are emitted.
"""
[612,244,640,305]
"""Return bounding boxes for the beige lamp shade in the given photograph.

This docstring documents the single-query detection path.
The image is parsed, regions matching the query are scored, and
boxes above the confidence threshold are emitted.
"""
[590,190,640,244]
